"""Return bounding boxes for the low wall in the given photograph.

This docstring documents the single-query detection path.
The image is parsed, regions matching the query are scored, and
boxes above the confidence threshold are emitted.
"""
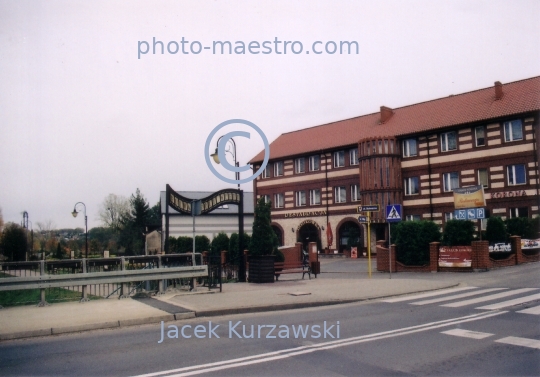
[278,243,302,264]
[376,236,538,273]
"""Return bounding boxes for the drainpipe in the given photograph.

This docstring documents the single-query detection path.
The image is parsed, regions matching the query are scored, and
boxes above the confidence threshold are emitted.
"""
[533,116,540,216]
[426,135,434,218]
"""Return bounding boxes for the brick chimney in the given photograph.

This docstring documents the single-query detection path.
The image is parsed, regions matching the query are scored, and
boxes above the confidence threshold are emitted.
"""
[494,81,503,100]
[380,106,393,123]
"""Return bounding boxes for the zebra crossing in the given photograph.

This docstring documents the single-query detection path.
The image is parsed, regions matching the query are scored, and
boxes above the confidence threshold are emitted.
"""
[382,286,540,313]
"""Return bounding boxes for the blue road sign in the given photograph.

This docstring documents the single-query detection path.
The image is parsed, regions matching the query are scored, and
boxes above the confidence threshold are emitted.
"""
[358,216,368,223]
[454,208,486,220]
[361,205,380,212]
[386,205,402,222]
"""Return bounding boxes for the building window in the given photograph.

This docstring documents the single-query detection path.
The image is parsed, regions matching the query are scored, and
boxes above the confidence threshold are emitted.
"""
[445,212,454,222]
[443,172,459,192]
[309,189,321,205]
[295,157,305,174]
[475,126,485,147]
[262,195,270,204]
[406,215,421,221]
[478,168,489,188]
[480,218,488,231]
[402,139,417,157]
[309,155,320,171]
[334,151,345,168]
[507,164,526,185]
[334,186,346,203]
[441,131,457,152]
[350,148,359,165]
[504,120,523,142]
[351,184,361,202]
[404,177,419,195]
[274,161,284,177]
[295,191,306,207]
[509,207,528,218]
[262,164,271,178]
[274,193,284,208]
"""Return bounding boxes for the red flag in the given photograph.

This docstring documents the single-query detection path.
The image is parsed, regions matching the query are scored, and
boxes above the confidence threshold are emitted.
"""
[326,222,333,247]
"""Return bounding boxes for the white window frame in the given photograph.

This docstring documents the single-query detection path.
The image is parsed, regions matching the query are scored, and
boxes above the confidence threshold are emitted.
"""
[295,191,306,207]
[406,215,421,221]
[295,157,305,174]
[262,164,271,178]
[334,186,346,203]
[349,148,359,165]
[309,189,321,205]
[262,195,270,204]
[333,151,345,168]
[274,161,284,177]
[351,184,361,202]
[478,168,489,188]
[274,193,284,208]
[475,126,485,147]
[445,212,454,222]
[402,139,417,157]
[443,172,459,192]
[309,155,320,171]
[404,177,419,196]
[504,120,523,142]
[509,207,528,218]
[507,164,526,185]
[441,131,457,152]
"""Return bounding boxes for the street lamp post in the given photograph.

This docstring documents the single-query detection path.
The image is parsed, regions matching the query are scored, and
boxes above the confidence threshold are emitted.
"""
[71,202,88,259]
[209,136,246,282]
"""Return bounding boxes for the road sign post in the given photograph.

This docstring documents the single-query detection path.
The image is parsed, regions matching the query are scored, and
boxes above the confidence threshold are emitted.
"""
[385,205,402,279]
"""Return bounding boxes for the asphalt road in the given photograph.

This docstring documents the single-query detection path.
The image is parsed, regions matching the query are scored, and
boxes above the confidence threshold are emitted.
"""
[1,263,539,377]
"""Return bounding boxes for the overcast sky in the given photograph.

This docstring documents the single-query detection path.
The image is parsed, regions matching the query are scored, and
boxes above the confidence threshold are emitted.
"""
[1,0,539,230]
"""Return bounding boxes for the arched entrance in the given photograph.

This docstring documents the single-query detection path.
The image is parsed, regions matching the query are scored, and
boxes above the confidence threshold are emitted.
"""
[271,225,283,247]
[338,221,362,253]
[297,221,321,251]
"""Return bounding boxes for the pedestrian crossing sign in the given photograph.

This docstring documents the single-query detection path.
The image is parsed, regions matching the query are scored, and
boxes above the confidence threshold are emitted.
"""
[386,205,402,222]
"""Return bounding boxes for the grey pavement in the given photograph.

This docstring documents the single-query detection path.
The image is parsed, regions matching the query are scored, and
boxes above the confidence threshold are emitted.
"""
[0,258,463,341]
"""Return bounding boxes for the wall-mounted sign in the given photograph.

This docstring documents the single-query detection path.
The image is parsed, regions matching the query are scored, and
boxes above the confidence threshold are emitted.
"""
[453,185,486,209]
[360,205,380,212]
[488,190,527,199]
[284,210,327,218]
[166,185,192,215]
[297,219,321,231]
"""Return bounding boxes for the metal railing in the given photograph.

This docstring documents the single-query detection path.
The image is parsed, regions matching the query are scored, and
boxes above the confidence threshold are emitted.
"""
[0,253,206,307]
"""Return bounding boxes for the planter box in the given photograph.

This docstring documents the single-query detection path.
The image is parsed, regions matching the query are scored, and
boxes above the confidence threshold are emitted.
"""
[248,255,275,283]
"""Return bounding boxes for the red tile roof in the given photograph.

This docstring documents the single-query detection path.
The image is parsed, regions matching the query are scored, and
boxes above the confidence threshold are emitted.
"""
[250,76,540,163]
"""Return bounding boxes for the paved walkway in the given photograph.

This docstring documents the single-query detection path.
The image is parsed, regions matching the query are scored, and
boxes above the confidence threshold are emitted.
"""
[0,259,461,341]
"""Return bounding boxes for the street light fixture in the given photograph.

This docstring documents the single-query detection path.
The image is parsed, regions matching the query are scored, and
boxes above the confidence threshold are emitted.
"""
[210,136,240,189]
[72,202,88,259]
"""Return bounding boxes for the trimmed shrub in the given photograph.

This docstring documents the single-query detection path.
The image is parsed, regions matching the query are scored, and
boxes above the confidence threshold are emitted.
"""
[211,232,229,256]
[485,217,506,244]
[442,219,475,246]
[394,221,441,265]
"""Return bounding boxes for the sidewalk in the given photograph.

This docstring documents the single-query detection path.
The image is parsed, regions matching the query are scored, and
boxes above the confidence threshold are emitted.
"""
[0,260,461,341]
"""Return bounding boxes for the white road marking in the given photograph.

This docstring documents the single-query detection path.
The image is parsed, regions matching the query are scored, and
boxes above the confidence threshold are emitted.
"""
[517,305,540,315]
[442,288,539,308]
[133,310,507,377]
[411,288,507,305]
[495,336,540,350]
[441,328,494,339]
[476,293,540,310]
[381,286,477,303]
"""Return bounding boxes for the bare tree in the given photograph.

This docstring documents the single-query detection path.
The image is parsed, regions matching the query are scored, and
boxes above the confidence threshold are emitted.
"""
[98,194,130,230]
[35,220,56,253]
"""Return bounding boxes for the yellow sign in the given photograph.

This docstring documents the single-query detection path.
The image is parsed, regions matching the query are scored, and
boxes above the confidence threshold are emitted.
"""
[453,185,486,209]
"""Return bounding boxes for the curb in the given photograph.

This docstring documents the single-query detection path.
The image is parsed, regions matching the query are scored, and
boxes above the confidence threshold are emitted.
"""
[0,283,459,341]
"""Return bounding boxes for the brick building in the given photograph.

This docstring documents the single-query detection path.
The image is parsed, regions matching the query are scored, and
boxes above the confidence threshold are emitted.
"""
[250,76,540,254]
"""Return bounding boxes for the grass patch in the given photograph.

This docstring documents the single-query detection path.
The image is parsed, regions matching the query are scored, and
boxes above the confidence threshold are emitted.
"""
[0,287,102,307]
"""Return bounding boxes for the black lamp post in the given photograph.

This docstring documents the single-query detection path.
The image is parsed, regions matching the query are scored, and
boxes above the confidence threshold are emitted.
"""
[209,136,246,282]
[72,202,88,259]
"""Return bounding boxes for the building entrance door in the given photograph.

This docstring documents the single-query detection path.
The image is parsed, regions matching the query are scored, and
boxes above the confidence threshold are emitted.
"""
[298,223,320,252]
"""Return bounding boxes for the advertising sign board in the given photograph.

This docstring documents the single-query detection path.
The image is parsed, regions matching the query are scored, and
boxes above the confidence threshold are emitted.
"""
[453,185,486,209]
[438,246,472,267]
